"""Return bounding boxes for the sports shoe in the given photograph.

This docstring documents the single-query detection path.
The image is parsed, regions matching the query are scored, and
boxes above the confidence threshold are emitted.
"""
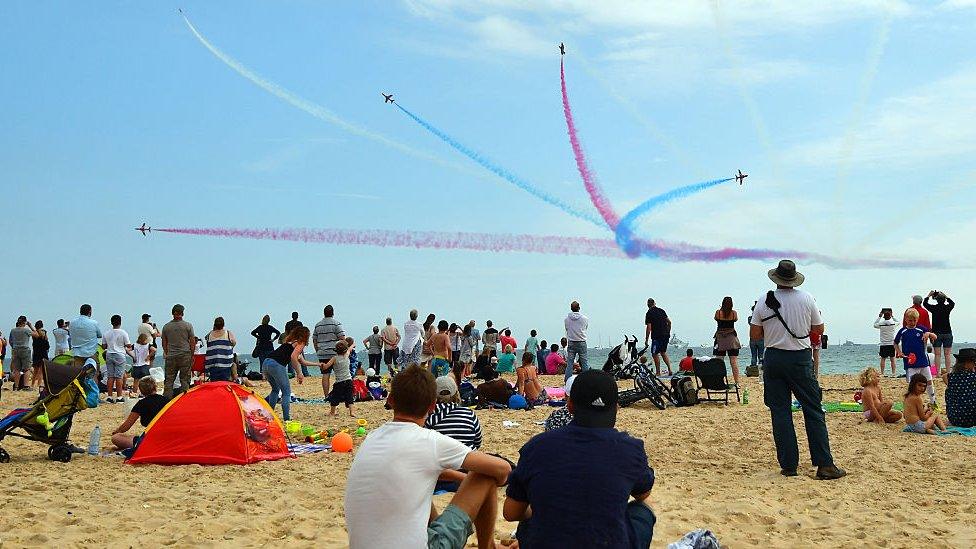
[816,465,847,480]
[106,397,115,403]
[780,469,798,477]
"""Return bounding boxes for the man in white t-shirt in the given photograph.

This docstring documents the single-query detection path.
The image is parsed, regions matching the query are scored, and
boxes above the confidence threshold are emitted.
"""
[137,313,160,349]
[750,260,844,480]
[103,314,133,403]
[345,365,511,549]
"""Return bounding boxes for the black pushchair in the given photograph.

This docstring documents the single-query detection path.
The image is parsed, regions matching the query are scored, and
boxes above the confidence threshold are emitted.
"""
[0,356,97,463]
[603,335,643,380]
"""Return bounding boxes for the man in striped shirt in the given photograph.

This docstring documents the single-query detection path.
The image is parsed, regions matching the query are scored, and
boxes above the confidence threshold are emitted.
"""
[313,305,345,398]
[426,376,482,450]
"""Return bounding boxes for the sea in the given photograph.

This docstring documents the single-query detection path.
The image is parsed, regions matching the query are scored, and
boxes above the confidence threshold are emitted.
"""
[155,342,972,377]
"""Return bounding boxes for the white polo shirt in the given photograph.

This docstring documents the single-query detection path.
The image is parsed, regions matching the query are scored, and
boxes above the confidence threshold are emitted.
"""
[750,288,823,351]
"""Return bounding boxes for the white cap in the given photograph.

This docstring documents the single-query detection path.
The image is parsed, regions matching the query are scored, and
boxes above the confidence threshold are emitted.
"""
[435,376,458,398]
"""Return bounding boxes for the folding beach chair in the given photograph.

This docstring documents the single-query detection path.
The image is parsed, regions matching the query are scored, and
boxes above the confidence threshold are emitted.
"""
[692,357,740,404]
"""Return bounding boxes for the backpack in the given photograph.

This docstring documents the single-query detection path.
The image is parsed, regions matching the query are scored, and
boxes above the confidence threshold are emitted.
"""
[670,376,698,407]
[459,381,477,406]
[352,379,372,402]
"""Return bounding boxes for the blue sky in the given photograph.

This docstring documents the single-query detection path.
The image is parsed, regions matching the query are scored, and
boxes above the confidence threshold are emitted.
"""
[2,1,974,347]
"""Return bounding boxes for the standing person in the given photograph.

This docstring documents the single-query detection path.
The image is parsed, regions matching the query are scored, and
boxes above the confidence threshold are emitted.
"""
[161,304,195,399]
[894,308,938,407]
[137,314,160,350]
[30,320,50,390]
[545,343,567,376]
[283,311,305,375]
[250,315,280,375]
[69,304,102,368]
[810,318,824,378]
[430,320,453,378]
[449,323,462,371]
[322,341,356,417]
[564,301,589,381]
[102,315,132,403]
[130,333,154,396]
[924,291,955,376]
[204,317,236,382]
[313,305,345,397]
[420,313,437,366]
[363,326,383,377]
[713,297,742,386]
[749,260,845,479]
[503,370,657,548]
[381,317,400,374]
[874,308,899,377]
[481,320,499,357]
[263,327,317,421]
[467,320,481,358]
[536,340,549,373]
[747,301,764,373]
[344,365,510,549]
[52,319,70,356]
[399,309,424,368]
[908,295,931,332]
[523,330,540,365]
[459,324,476,380]
[558,337,568,363]
[8,316,38,391]
[644,299,673,376]
[499,329,518,355]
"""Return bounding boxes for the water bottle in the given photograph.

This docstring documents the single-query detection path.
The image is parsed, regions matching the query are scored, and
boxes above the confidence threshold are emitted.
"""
[87,426,101,456]
[742,388,750,405]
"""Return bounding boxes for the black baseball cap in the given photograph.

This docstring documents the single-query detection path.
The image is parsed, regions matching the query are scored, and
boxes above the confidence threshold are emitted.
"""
[142,313,151,321]
[569,369,619,428]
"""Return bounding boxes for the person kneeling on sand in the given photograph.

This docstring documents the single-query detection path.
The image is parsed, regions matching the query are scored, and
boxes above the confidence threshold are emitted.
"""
[504,370,656,548]
[345,365,511,549]
[903,373,947,434]
[111,377,169,452]
[859,367,901,425]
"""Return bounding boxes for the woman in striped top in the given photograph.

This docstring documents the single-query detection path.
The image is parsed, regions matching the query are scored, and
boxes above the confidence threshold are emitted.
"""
[205,317,237,382]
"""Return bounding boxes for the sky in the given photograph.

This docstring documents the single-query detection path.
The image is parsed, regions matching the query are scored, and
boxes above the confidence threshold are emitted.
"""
[2,1,974,348]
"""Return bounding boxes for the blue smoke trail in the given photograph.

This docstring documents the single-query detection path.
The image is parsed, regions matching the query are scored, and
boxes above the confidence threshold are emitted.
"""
[394,103,604,228]
[615,177,734,257]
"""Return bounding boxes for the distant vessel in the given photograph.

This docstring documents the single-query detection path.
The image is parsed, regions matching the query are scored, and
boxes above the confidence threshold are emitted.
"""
[841,340,856,347]
[669,334,688,347]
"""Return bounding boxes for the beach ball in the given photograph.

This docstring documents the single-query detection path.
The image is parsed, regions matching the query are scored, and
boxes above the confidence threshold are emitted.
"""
[332,431,354,453]
[508,394,528,410]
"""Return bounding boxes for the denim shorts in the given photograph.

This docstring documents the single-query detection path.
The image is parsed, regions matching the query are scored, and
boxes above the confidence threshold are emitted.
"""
[427,504,473,549]
[106,353,127,378]
[933,333,953,348]
[131,365,150,380]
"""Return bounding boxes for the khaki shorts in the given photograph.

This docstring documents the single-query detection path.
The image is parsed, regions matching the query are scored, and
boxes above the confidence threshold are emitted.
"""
[427,504,473,549]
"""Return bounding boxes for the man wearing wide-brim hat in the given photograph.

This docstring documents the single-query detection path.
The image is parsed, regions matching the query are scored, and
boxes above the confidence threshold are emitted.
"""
[749,260,846,480]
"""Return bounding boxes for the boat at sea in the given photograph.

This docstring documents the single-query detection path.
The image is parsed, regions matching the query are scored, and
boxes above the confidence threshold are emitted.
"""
[669,334,688,347]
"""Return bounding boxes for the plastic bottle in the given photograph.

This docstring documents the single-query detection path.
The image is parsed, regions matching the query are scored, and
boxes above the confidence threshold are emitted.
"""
[87,426,101,455]
[742,388,750,405]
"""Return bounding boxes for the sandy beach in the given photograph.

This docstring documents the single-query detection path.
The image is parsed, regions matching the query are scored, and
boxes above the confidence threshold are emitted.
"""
[1,372,973,548]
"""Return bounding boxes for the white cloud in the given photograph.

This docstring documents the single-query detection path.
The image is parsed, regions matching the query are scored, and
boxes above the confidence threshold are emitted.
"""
[783,67,976,166]
[471,15,551,56]
[940,0,976,8]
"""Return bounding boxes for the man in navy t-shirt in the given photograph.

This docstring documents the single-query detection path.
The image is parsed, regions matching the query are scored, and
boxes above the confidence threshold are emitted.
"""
[503,369,656,548]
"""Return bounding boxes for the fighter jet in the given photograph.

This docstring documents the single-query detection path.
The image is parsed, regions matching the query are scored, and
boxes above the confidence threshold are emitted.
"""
[382,93,394,104]
[136,223,151,236]
[735,169,748,185]
[559,42,565,55]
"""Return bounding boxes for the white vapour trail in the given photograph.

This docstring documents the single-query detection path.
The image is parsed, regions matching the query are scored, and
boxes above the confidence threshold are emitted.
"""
[835,12,893,253]
[180,12,464,171]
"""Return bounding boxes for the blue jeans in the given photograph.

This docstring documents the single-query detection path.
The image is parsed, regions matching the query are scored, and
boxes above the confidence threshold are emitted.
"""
[763,348,834,470]
[749,339,765,366]
[566,340,588,381]
[263,358,292,420]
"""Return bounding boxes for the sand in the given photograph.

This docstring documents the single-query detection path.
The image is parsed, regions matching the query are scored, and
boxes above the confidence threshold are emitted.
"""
[1,372,974,548]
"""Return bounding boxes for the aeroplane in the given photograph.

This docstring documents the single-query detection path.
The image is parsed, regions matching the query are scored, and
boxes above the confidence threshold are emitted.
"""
[735,169,748,185]
[559,42,565,55]
[136,223,151,236]
[382,93,394,104]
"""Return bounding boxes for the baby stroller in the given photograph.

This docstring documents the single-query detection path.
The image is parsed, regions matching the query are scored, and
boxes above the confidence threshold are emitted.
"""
[0,357,97,463]
[618,361,677,411]
[603,335,644,380]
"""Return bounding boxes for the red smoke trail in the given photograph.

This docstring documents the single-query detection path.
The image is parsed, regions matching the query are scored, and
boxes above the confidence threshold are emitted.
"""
[155,227,628,259]
[560,57,620,229]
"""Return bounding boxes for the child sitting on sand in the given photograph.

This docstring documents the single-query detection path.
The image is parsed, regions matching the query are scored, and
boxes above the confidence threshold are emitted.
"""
[516,352,547,406]
[544,343,566,375]
[111,377,169,452]
[903,373,947,434]
[859,367,901,424]
[323,340,356,417]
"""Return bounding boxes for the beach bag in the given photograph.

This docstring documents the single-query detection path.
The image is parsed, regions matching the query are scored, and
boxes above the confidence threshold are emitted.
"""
[352,379,371,402]
[671,376,698,407]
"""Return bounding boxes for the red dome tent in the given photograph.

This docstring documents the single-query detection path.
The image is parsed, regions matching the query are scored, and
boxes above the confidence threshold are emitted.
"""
[127,382,292,465]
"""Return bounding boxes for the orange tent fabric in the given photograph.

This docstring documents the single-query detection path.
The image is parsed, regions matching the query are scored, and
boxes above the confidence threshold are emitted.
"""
[127,382,292,465]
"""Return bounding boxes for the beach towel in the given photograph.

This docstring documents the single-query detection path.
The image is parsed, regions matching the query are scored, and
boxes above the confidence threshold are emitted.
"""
[287,442,331,454]
[934,426,976,437]
[668,529,720,549]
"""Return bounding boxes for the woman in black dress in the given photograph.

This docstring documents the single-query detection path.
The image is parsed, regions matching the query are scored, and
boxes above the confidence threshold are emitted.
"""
[250,315,280,371]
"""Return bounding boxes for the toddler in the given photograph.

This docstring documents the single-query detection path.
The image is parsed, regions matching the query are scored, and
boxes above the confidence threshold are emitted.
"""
[903,373,946,434]
[323,340,355,417]
[858,367,901,424]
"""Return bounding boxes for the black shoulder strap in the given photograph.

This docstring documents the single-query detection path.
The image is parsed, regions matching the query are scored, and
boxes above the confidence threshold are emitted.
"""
[760,290,810,340]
